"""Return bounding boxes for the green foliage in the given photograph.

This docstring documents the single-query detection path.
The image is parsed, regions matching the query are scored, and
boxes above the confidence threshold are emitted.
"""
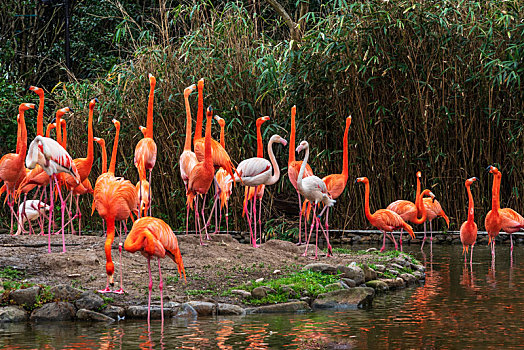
[185,289,215,296]
[32,286,54,311]
[0,267,25,280]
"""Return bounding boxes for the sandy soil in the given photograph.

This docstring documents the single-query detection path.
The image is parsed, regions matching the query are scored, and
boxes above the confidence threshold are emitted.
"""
[0,231,382,307]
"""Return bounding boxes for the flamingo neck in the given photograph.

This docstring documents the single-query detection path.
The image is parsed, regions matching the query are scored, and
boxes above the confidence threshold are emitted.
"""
[183,92,193,151]
[86,103,95,169]
[491,172,501,211]
[37,93,44,137]
[256,123,263,158]
[414,175,421,209]
[45,124,54,138]
[296,144,309,191]
[18,107,28,158]
[204,112,212,167]
[342,120,350,180]
[466,184,474,223]
[265,139,280,186]
[55,113,62,148]
[219,123,225,148]
[146,81,155,138]
[288,106,296,164]
[194,82,204,143]
[61,122,67,150]
[109,127,120,174]
[100,142,107,173]
[411,189,429,224]
[362,180,374,223]
[104,217,116,277]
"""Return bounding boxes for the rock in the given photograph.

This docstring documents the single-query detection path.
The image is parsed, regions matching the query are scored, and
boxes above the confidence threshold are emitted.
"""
[9,286,41,307]
[187,301,216,316]
[389,263,405,271]
[75,292,104,311]
[312,288,375,310]
[374,264,386,272]
[261,240,303,254]
[303,263,337,275]
[365,247,377,252]
[0,306,28,323]
[393,257,409,267]
[412,271,425,280]
[217,303,245,316]
[126,305,170,319]
[387,269,400,276]
[273,270,281,274]
[174,303,197,319]
[49,285,84,301]
[340,278,356,288]
[325,283,344,291]
[76,309,115,322]
[413,264,425,272]
[338,280,350,289]
[31,302,76,321]
[281,286,299,299]
[399,273,418,285]
[365,280,389,292]
[361,264,377,282]
[250,301,312,314]
[251,286,276,299]
[382,278,406,290]
[336,265,365,285]
[230,289,251,299]
[101,305,125,319]
[255,278,264,283]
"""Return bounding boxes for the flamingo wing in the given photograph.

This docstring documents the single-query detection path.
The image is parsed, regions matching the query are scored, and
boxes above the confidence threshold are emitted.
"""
[387,200,417,221]
[500,208,524,233]
[179,150,198,186]
[195,138,236,178]
[235,158,272,186]
[134,137,157,180]
[322,174,347,199]
[288,161,313,190]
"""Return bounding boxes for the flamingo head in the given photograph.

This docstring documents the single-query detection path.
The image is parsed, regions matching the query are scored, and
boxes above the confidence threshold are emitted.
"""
[112,119,120,130]
[466,177,478,186]
[291,105,296,118]
[148,73,156,87]
[93,137,105,147]
[355,177,369,184]
[270,134,287,147]
[184,84,196,97]
[20,103,35,112]
[56,107,71,118]
[29,86,44,97]
[296,140,308,153]
[416,171,422,178]
[346,115,352,127]
[256,116,270,126]
[422,189,436,202]
[486,165,499,174]
[89,98,99,109]
[139,126,147,137]
[198,78,204,90]
[206,106,213,118]
[214,115,225,127]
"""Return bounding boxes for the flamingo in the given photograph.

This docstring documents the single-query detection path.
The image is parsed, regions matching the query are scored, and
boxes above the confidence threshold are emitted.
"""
[287,106,313,245]
[15,200,50,236]
[294,141,335,259]
[94,119,138,293]
[387,171,435,251]
[124,217,186,326]
[214,115,233,234]
[460,177,478,264]
[134,74,158,216]
[0,103,34,234]
[179,84,198,232]
[186,107,216,245]
[321,116,352,243]
[356,177,414,252]
[422,196,450,242]
[234,134,288,247]
[242,116,270,236]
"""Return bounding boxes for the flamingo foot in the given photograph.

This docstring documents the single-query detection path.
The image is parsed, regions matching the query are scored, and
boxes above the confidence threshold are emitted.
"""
[97,288,112,293]
[326,245,333,257]
[380,246,386,253]
[112,288,126,295]
[309,256,318,260]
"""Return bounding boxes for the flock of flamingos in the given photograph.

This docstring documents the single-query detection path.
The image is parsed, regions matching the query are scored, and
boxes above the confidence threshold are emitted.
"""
[1,75,523,320]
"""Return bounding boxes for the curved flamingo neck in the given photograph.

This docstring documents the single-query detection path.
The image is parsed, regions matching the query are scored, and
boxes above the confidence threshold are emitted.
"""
[362,180,374,223]
[109,125,120,174]
[289,106,296,164]
[204,110,212,167]
[183,91,193,151]
[342,118,350,179]
[414,175,421,208]
[296,143,309,190]
[466,183,474,223]
[36,92,44,137]
[18,106,28,158]
[412,189,430,224]
[194,81,204,144]
[86,102,95,168]
[265,138,281,186]
[146,80,155,138]
[55,112,62,147]
[491,172,501,211]
[46,123,55,138]
[99,141,107,173]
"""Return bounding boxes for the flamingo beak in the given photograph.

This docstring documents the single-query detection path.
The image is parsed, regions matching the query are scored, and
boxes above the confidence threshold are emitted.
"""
[281,138,288,146]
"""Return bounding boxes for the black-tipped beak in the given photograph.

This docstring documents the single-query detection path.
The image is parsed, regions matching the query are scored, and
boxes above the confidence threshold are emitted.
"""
[207,106,213,113]
[485,165,492,172]
[354,178,358,184]
[473,177,479,181]
[50,117,56,124]
[94,97,99,103]
[432,197,436,203]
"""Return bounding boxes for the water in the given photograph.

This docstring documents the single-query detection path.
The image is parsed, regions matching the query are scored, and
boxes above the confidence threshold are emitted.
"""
[2,245,523,349]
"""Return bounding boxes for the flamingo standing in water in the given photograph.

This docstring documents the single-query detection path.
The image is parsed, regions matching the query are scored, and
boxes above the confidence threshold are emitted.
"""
[94,120,138,293]
[186,107,216,244]
[179,84,198,232]
[124,217,186,326]
[423,194,450,243]
[214,115,233,234]
[134,74,157,216]
[287,106,313,245]
[321,116,352,242]
[234,134,287,247]
[294,141,334,259]
[0,103,35,233]
[356,177,414,252]
[460,177,478,264]
[387,171,435,251]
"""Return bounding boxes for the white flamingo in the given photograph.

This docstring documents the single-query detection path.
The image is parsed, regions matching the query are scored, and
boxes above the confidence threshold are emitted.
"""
[16,200,50,236]
[234,134,287,247]
[295,141,335,259]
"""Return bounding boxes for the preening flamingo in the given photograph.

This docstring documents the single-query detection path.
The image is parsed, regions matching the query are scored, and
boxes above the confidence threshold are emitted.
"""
[422,196,450,242]
[321,116,352,243]
[179,84,198,233]
[16,200,49,236]
[287,106,313,245]
[387,171,435,251]
[93,119,138,293]
[460,177,478,264]
[186,107,216,245]
[124,217,186,325]
[0,103,34,234]
[234,134,287,247]
[356,177,414,252]
[214,115,233,234]
[295,141,335,259]
[134,74,158,216]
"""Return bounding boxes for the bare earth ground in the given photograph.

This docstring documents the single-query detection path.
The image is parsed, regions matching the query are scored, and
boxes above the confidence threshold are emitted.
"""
[0,231,384,307]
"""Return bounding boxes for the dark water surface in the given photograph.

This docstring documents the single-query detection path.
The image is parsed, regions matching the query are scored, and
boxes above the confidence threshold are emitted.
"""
[1,244,523,349]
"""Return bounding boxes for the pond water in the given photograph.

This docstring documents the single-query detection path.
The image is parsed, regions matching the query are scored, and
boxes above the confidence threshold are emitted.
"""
[1,244,523,349]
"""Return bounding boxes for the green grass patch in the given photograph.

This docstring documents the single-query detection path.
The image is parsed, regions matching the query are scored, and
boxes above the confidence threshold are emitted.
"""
[0,267,24,280]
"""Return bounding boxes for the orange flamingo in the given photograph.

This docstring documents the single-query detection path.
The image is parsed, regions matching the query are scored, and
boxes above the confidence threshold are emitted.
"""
[356,177,414,252]
[287,106,313,245]
[422,196,450,242]
[387,171,435,251]
[186,106,215,245]
[124,217,186,325]
[94,119,138,293]
[29,86,45,137]
[134,74,158,216]
[214,115,233,234]
[460,177,478,264]
[179,84,198,233]
[0,103,35,233]
[321,116,352,240]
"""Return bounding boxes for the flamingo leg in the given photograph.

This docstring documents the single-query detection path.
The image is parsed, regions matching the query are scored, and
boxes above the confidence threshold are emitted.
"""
[430,221,433,242]
[324,206,330,244]
[148,170,152,216]
[147,257,152,328]
[201,193,209,239]
[53,176,67,253]
[47,178,54,253]
[297,192,303,245]
[318,218,333,257]
[253,186,259,248]
[38,186,46,235]
[138,179,142,219]
[186,202,190,235]
[470,244,474,265]
[399,229,403,252]
[75,195,82,236]
[203,192,220,237]
[226,209,229,235]
[510,234,513,254]
[157,258,164,325]
[244,187,254,246]
[218,201,223,233]
[258,192,263,239]
[303,203,317,257]
[68,191,74,235]
[388,233,398,250]
[380,231,387,252]
[195,197,205,245]
[113,221,126,294]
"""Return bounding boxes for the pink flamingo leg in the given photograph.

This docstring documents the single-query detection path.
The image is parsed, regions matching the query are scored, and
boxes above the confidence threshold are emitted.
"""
[302,204,317,257]
[296,192,303,245]
[157,258,164,325]
[138,179,142,219]
[399,229,403,252]
[430,221,433,242]
[380,231,387,252]
[470,245,474,265]
[147,257,152,327]
[387,233,398,250]
[252,186,259,248]
[147,170,152,216]
[258,192,263,239]
[195,197,205,245]
[54,176,67,253]
[244,187,255,246]
[113,222,126,294]
[38,186,46,235]
[75,195,82,236]
[47,179,54,253]
[226,210,229,235]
